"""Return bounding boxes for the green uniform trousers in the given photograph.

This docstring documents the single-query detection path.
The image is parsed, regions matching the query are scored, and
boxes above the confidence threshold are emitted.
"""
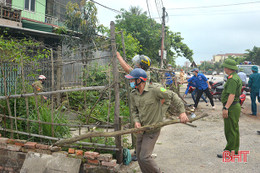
[224,103,241,153]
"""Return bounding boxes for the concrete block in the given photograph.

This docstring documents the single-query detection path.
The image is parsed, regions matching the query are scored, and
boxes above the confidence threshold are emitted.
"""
[20,152,81,173]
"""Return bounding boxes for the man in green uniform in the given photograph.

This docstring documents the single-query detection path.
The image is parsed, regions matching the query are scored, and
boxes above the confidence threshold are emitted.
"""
[248,66,260,116]
[125,68,189,173]
[217,59,242,158]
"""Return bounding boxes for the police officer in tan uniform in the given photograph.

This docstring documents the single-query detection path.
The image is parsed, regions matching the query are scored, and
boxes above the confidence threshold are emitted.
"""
[217,59,242,158]
[125,68,189,173]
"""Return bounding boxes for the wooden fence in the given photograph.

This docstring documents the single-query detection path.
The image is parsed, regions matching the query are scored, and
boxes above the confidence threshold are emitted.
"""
[0,21,125,163]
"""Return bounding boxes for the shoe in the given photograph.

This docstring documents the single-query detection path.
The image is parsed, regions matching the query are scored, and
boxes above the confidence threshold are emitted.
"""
[257,131,260,135]
[250,113,256,116]
[217,154,223,158]
[212,106,216,110]
[151,153,157,159]
[131,155,138,161]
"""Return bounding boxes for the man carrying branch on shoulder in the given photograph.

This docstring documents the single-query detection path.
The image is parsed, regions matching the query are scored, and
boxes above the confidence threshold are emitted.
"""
[125,68,189,173]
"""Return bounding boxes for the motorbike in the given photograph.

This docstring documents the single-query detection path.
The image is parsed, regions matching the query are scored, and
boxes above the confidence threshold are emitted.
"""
[239,86,249,106]
[209,83,248,106]
[209,81,225,101]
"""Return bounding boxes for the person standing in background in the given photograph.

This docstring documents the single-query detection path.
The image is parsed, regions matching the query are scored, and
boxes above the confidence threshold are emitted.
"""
[248,66,260,116]
[237,68,247,86]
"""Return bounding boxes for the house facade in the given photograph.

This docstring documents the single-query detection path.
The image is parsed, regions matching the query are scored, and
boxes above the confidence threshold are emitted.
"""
[0,0,81,32]
[213,53,246,63]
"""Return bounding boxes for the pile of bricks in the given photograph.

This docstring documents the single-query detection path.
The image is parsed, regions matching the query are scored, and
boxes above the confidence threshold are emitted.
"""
[0,135,61,154]
[0,134,120,173]
[68,148,120,172]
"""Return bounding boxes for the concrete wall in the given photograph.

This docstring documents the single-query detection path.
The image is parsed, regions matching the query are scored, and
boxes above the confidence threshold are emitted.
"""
[12,0,46,22]
[0,149,26,172]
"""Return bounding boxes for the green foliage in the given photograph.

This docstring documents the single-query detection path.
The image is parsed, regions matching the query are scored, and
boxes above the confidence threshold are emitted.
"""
[115,6,193,66]
[83,64,107,87]
[27,105,71,142]
[115,30,142,62]
[245,46,260,65]
[199,61,214,72]
[0,35,49,64]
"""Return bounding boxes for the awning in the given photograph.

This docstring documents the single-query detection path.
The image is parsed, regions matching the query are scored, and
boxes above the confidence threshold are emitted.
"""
[22,19,53,33]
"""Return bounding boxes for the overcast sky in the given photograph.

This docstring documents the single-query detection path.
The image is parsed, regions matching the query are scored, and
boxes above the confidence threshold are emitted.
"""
[94,0,260,66]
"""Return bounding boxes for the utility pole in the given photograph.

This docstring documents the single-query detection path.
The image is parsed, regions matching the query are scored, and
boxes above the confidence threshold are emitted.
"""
[160,7,166,69]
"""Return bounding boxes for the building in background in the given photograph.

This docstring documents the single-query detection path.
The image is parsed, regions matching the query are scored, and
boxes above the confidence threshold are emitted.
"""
[213,53,245,63]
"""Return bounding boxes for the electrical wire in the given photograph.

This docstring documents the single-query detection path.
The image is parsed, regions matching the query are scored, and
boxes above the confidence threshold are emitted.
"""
[167,1,260,10]
[155,0,162,22]
[168,8,260,16]
[90,0,122,14]
[146,0,153,19]
[161,0,164,7]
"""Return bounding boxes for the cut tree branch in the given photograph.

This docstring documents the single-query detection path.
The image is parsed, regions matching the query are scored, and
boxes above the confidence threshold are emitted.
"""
[54,113,208,147]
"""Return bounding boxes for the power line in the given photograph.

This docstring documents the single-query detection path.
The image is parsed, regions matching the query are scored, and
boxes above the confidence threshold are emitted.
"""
[168,1,260,10]
[146,0,152,19]
[168,9,260,16]
[161,0,164,7]
[155,0,162,22]
[90,0,122,14]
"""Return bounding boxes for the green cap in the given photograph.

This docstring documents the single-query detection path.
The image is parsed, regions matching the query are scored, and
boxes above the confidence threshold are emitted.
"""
[222,59,238,70]
[251,66,258,72]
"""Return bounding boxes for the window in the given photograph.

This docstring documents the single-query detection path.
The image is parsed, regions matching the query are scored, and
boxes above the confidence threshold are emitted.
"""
[25,0,35,12]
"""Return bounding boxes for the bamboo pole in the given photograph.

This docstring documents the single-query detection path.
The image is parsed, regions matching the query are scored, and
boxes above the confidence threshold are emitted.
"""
[51,48,54,137]
[120,30,135,147]
[0,127,116,149]
[110,21,123,164]
[0,114,113,128]
[54,113,208,147]
[56,46,62,106]
[20,57,30,134]
[0,86,106,99]
[33,87,42,135]
[14,79,19,138]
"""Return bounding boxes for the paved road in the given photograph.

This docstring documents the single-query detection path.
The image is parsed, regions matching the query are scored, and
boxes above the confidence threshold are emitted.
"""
[121,85,260,173]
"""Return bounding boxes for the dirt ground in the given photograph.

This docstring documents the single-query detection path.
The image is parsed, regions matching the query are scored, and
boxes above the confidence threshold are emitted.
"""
[120,84,260,173]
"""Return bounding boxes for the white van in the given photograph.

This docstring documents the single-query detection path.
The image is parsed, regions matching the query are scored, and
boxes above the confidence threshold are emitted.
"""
[237,65,260,84]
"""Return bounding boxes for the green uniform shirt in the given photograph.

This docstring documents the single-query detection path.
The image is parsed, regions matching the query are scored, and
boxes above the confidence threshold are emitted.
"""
[130,83,185,132]
[221,72,242,104]
[32,80,43,92]
[248,72,260,93]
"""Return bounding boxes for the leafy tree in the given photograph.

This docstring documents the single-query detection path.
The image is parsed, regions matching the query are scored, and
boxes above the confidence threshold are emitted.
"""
[199,61,214,72]
[245,46,260,65]
[227,56,246,65]
[115,6,193,66]
[115,30,142,62]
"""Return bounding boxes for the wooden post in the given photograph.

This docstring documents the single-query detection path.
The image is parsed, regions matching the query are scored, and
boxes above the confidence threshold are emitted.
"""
[110,21,123,164]
[20,57,30,134]
[51,48,55,137]
[56,46,62,106]
[14,78,19,138]
[120,31,135,147]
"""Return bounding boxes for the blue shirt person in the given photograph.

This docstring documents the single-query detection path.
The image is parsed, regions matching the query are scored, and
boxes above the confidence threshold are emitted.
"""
[165,64,175,86]
[165,72,175,85]
[186,68,215,109]
[184,82,208,104]
[248,66,260,116]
